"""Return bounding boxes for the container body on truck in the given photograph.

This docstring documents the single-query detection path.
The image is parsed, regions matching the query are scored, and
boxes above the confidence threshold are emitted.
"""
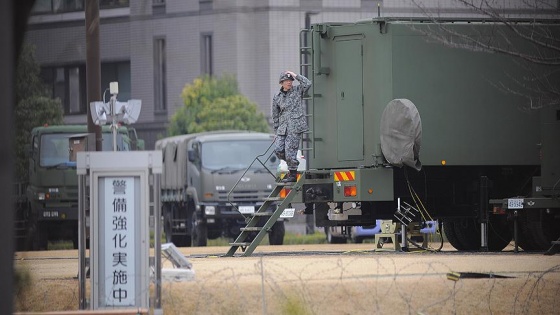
[14,125,142,251]
[296,19,560,251]
[156,131,284,247]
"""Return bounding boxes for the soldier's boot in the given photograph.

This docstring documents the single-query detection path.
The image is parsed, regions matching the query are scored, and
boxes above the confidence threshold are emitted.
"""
[282,170,298,183]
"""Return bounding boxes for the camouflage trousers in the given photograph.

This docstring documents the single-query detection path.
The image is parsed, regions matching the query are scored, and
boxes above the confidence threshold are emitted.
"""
[274,132,301,171]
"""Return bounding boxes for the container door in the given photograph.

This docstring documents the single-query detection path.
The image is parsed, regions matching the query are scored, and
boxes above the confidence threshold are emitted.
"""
[335,39,364,161]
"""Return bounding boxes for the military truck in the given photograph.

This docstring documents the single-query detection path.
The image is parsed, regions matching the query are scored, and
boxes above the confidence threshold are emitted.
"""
[14,124,143,250]
[293,18,560,251]
[156,131,285,247]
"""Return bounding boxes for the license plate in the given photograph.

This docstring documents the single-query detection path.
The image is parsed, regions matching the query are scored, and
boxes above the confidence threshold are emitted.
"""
[238,206,255,214]
[43,210,59,218]
[508,198,524,209]
[280,208,295,218]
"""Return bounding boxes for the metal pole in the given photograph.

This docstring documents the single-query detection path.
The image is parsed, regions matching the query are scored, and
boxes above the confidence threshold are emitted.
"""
[154,173,162,311]
[513,210,519,253]
[480,176,489,251]
[78,173,87,309]
[111,95,117,152]
[86,0,102,151]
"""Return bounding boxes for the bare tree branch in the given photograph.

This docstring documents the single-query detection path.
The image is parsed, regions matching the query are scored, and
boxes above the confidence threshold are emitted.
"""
[408,0,560,109]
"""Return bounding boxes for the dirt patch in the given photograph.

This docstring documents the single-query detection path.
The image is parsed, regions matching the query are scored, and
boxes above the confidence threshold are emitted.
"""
[14,244,560,314]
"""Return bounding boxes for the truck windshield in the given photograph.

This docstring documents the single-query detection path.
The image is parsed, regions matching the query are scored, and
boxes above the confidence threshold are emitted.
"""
[40,132,128,168]
[201,140,276,170]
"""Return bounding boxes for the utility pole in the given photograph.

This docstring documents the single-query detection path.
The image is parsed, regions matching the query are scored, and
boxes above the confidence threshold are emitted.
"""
[85,0,102,151]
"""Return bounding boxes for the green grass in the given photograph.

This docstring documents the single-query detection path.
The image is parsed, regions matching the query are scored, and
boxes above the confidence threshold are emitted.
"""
[47,240,74,250]
[208,231,327,246]
[43,231,328,250]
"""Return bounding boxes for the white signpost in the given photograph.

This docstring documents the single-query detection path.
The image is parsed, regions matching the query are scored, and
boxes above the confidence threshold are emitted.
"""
[77,151,162,310]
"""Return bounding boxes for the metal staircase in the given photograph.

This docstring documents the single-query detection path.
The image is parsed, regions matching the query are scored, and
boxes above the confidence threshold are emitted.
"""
[224,177,303,257]
[224,29,315,257]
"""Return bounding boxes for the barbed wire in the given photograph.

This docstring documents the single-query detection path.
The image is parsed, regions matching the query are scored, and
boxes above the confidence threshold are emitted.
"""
[14,254,560,314]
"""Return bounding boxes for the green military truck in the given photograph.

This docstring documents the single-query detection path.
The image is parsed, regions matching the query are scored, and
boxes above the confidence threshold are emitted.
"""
[156,131,285,247]
[14,124,143,250]
[294,18,560,251]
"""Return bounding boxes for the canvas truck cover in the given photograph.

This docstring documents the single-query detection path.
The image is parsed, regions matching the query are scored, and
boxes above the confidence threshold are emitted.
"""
[380,99,422,171]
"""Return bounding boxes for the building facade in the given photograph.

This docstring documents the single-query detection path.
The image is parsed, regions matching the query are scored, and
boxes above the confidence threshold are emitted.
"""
[25,0,559,148]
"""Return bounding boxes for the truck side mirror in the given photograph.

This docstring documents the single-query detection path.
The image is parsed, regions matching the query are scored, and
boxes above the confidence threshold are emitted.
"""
[188,149,196,162]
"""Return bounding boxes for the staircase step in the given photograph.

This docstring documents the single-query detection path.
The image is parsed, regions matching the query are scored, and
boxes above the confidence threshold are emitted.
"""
[252,212,273,217]
[275,182,295,187]
[229,242,250,247]
[240,227,262,232]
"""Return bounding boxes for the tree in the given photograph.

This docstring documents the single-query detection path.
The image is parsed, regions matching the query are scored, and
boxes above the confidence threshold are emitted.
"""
[168,74,270,135]
[410,0,560,110]
[14,43,63,183]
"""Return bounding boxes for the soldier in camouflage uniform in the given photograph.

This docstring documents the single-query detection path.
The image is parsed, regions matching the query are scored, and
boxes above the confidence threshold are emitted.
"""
[272,70,311,182]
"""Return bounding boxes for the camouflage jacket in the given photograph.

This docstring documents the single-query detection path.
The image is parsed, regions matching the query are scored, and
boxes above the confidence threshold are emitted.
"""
[271,74,311,135]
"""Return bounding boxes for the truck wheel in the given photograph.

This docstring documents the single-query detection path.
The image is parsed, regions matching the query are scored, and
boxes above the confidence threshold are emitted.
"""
[519,209,560,251]
[32,222,48,251]
[191,211,208,247]
[269,221,285,245]
[449,216,512,251]
[451,218,479,250]
[324,227,347,244]
[163,207,191,247]
[351,235,364,244]
[443,219,467,250]
[487,214,512,251]
[72,227,79,250]
[163,213,173,244]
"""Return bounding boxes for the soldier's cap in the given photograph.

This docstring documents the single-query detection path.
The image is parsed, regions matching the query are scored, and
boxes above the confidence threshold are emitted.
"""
[279,72,295,83]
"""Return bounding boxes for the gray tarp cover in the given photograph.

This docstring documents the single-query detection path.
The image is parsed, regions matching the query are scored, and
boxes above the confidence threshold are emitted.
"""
[380,99,422,171]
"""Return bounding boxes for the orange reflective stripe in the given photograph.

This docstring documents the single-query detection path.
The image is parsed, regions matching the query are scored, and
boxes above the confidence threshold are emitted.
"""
[334,171,355,181]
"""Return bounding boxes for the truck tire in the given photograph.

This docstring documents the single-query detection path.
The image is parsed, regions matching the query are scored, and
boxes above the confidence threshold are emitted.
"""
[487,214,512,251]
[450,216,512,251]
[352,235,364,243]
[191,211,208,247]
[443,219,467,250]
[269,221,285,245]
[32,221,48,251]
[72,227,79,250]
[451,218,480,250]
[163,212,174,244]
[518,209,560,251]
[324,227,347,244]
[163,206,191,247]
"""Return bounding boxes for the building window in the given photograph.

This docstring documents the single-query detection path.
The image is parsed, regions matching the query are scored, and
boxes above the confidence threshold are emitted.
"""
[41,62,130,115]
[199,0,213,11]
[41,65,86,115]
[154,38,167,111]
[99,0,130,9]
[201,33,213,75]
[32,0,83,14]
[31,0,129,14]
[101,61,131,101]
